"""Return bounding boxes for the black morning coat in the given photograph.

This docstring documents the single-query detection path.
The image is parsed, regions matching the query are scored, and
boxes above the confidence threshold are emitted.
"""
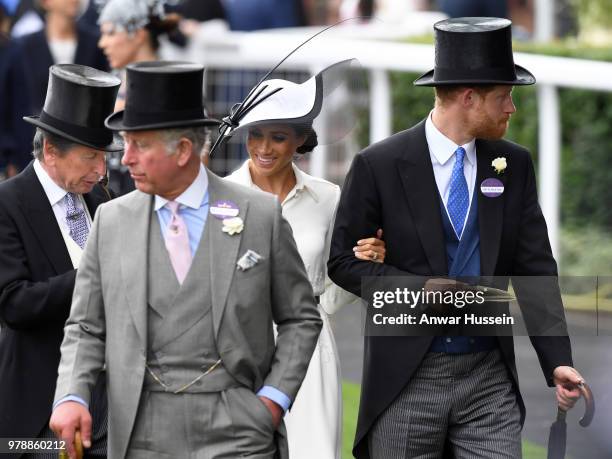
[0,162,111,445]
[328,119,573,459]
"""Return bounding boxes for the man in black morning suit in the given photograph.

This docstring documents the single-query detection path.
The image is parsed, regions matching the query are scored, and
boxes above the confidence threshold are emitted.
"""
[328,18,584,459]
[0,64,121,458]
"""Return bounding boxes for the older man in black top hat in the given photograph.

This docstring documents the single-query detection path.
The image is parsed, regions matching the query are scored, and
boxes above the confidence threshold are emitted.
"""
[0,64,121,458]
[329,17,583,459]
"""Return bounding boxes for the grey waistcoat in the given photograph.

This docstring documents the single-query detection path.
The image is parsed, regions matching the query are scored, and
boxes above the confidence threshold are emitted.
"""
[144,212,235,393]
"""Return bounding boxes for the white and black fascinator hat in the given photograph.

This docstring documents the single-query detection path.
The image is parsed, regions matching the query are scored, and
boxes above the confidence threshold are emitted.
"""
[226,59,359,134]
[208,20,366,157]
[210,58,362,158]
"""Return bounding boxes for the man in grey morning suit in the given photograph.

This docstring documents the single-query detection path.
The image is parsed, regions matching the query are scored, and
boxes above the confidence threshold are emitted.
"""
[49,61,322,459]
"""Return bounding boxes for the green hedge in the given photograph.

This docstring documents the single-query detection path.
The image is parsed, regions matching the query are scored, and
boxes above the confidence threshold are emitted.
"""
[354,39,612,272]
[404,35,612,62]
[384,72,612,233]
[396,36,612,229]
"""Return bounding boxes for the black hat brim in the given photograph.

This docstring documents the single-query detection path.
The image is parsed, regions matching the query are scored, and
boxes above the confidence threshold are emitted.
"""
[105,110,221,132]
[23,115,124,152]
[413,64,536,87]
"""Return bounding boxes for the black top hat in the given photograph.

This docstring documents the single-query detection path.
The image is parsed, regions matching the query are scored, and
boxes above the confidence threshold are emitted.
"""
[414,17,535,87]
[24,64,123,151]
[105,61,220,131]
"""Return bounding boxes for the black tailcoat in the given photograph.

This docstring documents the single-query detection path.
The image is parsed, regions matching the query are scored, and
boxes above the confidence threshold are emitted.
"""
[328,120,573,459]
[0,162,110,444]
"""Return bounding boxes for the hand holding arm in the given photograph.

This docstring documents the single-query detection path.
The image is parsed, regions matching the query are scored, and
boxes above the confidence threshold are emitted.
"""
[353,228,386,263]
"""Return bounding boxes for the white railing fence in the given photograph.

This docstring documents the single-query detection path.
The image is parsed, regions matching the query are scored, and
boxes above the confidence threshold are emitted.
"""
[165,25,612,261]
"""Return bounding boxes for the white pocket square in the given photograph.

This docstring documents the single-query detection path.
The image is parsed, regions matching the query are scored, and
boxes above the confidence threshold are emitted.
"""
[237,249,263,271]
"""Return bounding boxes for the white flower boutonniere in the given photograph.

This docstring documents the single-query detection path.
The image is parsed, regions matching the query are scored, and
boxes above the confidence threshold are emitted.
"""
[222,216,244,235]
[492,157,507,175]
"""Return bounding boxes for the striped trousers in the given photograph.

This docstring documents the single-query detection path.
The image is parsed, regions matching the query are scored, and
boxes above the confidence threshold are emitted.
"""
[368,349,522,459]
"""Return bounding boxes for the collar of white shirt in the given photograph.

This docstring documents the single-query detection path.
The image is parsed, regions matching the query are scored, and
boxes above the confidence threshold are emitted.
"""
[425,111,477,167]
[154,164,209,211]
[233,160,320,203]
[287,162,320,203]
[33,159,71,206]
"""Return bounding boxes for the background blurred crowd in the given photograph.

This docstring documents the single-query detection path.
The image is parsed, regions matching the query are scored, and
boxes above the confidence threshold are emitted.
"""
[1,0,581,193]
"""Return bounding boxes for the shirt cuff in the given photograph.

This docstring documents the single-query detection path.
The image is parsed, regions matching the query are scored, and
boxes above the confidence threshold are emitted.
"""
[53,395,89,410]
[256,386,291,413]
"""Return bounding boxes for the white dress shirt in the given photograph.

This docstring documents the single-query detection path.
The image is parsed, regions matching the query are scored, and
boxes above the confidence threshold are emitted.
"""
[154,164,209,256]
[226,160,355,314]
[48,39,77,64]
[33,159,92,232]
[425,111,477,234]
[226,160,352,458]
[33,160,92,268]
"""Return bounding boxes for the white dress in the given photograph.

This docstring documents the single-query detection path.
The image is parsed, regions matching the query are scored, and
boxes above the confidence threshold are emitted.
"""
[226,160,355,459]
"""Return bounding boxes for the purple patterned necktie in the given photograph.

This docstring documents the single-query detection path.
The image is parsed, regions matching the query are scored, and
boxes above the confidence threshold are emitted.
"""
[64,192,89,249]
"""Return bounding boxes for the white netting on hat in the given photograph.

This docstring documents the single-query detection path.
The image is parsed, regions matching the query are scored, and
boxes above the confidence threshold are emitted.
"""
[95,0,178,33]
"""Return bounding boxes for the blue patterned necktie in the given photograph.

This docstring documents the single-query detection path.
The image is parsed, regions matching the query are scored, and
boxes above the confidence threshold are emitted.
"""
[64,192,89,249]
[447,146,469,239]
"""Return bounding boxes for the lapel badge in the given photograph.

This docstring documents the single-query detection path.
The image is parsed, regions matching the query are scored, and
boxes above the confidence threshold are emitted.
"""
[480,178,504,198]
[210,200,240,220]
[237,249,263,271]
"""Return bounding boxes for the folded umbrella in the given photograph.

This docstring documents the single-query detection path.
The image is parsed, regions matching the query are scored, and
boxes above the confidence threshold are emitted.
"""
[547,382,595,459]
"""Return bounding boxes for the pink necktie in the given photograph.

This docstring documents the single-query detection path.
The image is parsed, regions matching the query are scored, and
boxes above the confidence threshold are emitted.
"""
[164,201,192,284]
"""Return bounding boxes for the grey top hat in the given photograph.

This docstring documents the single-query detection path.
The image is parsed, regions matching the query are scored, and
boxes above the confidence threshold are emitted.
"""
[23,64,123,151]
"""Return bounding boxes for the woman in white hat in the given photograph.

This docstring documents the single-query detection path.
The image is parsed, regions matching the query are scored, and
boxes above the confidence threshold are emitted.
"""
[223,60,385,459]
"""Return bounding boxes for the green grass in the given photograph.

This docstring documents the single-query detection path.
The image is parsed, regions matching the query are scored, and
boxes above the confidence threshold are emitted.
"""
[522,441,549,459]
[342,381,549,459]
[342,381,361,459]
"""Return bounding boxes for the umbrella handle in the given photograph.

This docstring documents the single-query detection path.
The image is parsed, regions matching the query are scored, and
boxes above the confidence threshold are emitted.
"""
[556,381,595,427]
[57,430,83,459]
[578,382,595,427]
